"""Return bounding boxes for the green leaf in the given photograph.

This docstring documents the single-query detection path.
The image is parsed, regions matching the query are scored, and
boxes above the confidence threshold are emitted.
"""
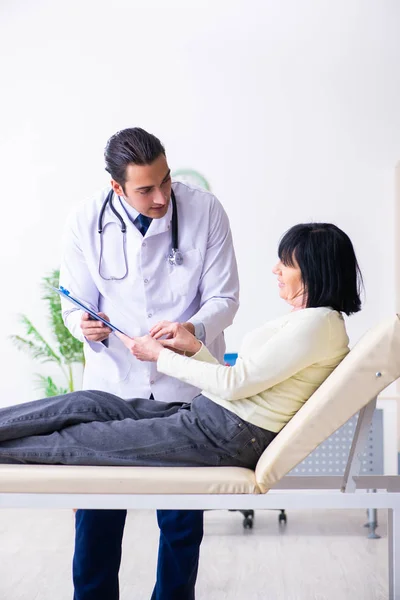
[35,374,68,398]
[9,315,62,365]
[11,268,85,393]
[42,270,85,365]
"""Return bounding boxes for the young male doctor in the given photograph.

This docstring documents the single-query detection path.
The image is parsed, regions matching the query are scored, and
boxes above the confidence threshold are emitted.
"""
[59,127,239,600]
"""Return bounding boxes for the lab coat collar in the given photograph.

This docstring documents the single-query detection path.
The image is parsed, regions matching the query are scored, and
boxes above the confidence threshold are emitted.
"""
[101,191,173,237]
[118,195,140,223]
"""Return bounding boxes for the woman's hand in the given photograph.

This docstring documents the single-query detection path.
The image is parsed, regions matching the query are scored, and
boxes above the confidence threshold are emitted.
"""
[116,333,163,362]
[150,321,202,355]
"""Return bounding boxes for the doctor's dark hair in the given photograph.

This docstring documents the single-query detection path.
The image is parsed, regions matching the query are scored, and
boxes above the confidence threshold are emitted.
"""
[278,223,363,315]
[104,128,165,189]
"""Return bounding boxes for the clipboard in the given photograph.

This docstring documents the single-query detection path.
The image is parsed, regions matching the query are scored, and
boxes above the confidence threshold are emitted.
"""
[53,286,127,335]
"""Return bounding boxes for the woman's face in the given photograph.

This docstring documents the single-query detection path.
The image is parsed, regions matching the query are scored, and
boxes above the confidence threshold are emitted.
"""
[272,257,306,310]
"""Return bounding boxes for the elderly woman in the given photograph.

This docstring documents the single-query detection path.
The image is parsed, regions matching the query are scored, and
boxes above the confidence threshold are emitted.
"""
[0,222,362,467]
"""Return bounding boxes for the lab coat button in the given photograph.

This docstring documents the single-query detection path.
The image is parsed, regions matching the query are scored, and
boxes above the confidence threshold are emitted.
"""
[148,313,152,318]
[150,380,155,385]
[142,242,147,247]
[144,279,149,284]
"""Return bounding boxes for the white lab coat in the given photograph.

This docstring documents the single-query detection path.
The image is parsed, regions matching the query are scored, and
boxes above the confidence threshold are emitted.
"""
[60,181,239,402]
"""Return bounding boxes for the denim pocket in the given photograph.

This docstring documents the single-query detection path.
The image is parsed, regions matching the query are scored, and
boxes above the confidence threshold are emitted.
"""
[194,401,248,459]
[198,400,246,445]
[197,398,275,467]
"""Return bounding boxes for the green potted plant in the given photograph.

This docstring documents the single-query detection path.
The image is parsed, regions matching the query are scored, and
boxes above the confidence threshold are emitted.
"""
[10,269,84,396]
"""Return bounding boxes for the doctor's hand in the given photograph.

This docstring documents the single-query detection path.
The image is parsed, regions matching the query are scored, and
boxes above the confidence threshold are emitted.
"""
[150,321,202,355]
[116,333,163,362]
[80,312,112,342]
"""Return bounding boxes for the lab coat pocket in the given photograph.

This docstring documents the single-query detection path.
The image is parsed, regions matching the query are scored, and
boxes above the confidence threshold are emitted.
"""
[167,248,203,298]
[84,335,133,384]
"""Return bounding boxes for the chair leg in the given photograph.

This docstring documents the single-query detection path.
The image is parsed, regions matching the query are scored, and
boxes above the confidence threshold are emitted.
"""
[388,508,400,600]
[229,509,287,530]
[228,509,254,529]
[240,510,254,529]
[364,507,380,539]
[278,509,287,525]
[363,490,380,539]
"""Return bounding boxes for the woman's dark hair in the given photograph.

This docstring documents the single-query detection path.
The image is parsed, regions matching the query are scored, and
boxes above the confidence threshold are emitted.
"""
[104,127,165,189]
[278,223,363,315]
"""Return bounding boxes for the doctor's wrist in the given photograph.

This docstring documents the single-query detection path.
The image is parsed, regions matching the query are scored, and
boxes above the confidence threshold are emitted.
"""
[182,322,206,343]
[184,339,202,357]
[182,322,195,336]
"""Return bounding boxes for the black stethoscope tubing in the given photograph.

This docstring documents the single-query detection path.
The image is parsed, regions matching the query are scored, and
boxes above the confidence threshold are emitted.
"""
[97,189,181,281]
[98,190,127,233]
[98,189,179,249]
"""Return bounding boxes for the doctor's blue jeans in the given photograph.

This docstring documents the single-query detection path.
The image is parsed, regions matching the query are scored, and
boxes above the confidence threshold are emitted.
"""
[73,508,203,600]
[72,385,204,600]
[72,390,204,600]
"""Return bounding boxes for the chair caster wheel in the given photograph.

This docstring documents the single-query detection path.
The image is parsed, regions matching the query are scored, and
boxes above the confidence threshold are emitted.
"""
[243,516,253,529]
[278,511,287,524]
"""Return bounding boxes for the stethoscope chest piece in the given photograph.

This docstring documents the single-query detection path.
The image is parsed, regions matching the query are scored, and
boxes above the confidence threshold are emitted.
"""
[168,249,184,266]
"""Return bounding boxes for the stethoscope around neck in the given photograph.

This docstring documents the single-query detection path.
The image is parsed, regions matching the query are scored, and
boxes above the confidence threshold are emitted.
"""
[97,188,182,281]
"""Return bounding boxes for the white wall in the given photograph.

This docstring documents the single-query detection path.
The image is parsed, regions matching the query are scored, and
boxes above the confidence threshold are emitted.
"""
[0,0,400,406]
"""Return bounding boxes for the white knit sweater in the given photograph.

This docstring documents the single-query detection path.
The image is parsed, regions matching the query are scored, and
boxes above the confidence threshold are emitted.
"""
[157,307,349,432]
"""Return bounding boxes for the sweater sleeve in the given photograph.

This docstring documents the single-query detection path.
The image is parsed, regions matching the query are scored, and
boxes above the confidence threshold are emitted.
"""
[157,313,334,402]
[186,344,221,365]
